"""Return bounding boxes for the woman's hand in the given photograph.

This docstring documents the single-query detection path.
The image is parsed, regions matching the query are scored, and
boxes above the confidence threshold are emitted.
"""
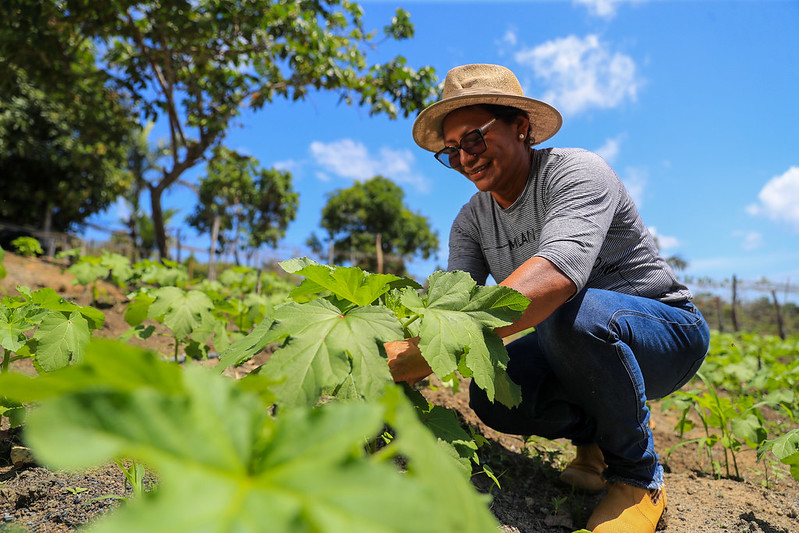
[383,337,432,386]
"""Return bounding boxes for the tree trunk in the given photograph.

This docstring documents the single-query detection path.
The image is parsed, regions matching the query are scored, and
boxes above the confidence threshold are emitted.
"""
[731,274,740,332]
[771,289,786,340]
[715,296,724,333]
[375,232,383,274]
[149,184,169,261]
[208,214,221,282]
[43,205,54,257]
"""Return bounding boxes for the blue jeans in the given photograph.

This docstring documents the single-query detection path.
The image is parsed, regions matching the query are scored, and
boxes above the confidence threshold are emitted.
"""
[469,288,710,489]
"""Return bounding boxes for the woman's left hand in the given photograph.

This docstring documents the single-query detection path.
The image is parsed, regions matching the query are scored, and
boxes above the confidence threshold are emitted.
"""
[383,337,432,386]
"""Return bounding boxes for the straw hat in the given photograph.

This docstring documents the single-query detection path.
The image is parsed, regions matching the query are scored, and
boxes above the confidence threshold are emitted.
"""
[412,64,562,152]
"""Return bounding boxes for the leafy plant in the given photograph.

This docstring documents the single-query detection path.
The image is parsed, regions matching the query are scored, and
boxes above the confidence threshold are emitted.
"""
[663,372,772,479]
[10,236,42,257]
[0,286,104,374]
[124,286,226,362]
[0,340,500,532]
[758,429,799,482]
[216,259,528,411]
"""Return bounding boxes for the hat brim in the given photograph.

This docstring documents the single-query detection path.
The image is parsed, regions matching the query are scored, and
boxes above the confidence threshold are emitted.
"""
[412,93,562,153]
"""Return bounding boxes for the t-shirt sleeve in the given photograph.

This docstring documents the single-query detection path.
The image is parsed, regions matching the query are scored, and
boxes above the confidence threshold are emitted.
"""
[447,205,490,285]
[535,150,621,292]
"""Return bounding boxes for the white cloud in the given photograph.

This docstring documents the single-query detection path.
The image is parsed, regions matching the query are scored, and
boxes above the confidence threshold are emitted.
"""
[273,159,297,172]
[503,29,518,47]
[594,136,623,164]
[309,139,431,193]
[515,34,642,115]
[573,0,645,19]
[621,167,647,208]
[746,166,799,231]
[732,230,764,252]
[648,226,680,250]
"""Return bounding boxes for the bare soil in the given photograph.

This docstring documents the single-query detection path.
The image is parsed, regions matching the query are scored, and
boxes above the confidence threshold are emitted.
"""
[1,253,798,532]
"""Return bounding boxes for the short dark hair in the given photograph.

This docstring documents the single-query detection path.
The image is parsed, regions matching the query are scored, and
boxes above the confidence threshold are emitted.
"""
[476,104,535,147]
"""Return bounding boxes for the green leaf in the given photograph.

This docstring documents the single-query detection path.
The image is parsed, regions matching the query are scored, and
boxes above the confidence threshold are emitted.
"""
[0,340,182,403]
[124,292,155,326]
[280,257,409,307]
[731,413,767,449]
[19,344,496,532]
[32,309,91,371]
[0,306,30,352]
[215,316,282,372]
[148,287,214,340]
[401,270,527,407]
[262,299,403,407]
[67,261,109,286]
[30,287,77,312]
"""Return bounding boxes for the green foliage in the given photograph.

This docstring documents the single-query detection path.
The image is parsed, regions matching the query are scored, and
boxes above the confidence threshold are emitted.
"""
[67,251,133,287]
[0,61,133,231]
[0,246,6,279]
[312,175,439,275]
[0,286,104,376]
[216,259,527,412]
[10,236,43,257]
[758,429,799,482]
[0,340,499,532]
[401,270,528,407]
[2,0,438,259]
[663,332,799,483]
[0,286,105,426]
[125,286,223,362]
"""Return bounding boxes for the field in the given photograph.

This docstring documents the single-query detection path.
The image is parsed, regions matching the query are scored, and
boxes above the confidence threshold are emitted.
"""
[1,252,798,533]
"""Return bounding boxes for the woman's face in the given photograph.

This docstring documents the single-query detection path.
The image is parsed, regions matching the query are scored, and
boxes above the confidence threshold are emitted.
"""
[441,106,531,206]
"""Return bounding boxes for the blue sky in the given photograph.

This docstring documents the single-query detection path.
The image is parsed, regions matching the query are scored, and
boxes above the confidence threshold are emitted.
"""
[87,0,799,298]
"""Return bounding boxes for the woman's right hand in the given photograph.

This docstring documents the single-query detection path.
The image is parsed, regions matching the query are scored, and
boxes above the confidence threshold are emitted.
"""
[383,337,432,386]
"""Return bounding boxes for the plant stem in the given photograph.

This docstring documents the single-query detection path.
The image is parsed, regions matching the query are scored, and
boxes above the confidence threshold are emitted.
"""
[1,348,8,373]
[401,314,420,330]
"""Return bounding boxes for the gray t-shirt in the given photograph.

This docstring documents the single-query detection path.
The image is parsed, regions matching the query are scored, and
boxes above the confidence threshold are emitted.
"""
[447,147,691,303]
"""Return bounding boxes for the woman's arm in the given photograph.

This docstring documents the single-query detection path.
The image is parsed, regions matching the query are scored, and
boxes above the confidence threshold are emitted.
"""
[495,256,576,338]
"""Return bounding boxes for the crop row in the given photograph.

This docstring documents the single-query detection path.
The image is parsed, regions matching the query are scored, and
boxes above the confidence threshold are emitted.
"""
[0,249,797,532]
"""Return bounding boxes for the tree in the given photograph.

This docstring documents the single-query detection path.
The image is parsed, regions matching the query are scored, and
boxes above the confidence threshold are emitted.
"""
[311,176,438,275]
[123,122,168,260]
[186,147,298,280]
[2,0,438,259]
[0,64,133,232]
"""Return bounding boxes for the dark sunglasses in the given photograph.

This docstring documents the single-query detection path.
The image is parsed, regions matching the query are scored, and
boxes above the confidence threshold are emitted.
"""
[434,118,496,169]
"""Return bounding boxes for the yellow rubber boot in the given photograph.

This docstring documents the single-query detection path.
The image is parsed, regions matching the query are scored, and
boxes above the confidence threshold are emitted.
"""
[559,443,606,492]
[587,482,667,533]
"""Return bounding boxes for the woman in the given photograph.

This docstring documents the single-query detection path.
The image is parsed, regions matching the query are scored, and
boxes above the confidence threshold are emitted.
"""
[385,64,710,532]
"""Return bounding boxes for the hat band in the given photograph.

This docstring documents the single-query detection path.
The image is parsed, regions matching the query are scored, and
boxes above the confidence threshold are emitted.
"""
[443,86,522,99]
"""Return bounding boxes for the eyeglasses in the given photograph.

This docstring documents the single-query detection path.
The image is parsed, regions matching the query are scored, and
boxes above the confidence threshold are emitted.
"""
[434,118,496,169]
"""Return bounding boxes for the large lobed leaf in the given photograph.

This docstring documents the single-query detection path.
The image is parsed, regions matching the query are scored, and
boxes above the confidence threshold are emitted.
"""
[262,298,404,407]
[401,270,529,408]
[32,310,91,371]
[280,257,420,306]
[11,340,498,533]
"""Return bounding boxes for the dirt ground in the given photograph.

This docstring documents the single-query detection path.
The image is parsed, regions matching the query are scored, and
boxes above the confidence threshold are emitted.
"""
[1,253,798,533]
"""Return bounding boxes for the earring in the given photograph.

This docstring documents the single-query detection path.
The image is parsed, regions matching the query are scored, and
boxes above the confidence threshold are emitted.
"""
[519,134,525,140]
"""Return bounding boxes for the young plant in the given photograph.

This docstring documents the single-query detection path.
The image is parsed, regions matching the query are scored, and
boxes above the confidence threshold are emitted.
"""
[124,286,223,362]
[663,372,769,479]
[758,429,799,483]
[10,236,42,257]
[0,286,104,373]
[0,339,501,532]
